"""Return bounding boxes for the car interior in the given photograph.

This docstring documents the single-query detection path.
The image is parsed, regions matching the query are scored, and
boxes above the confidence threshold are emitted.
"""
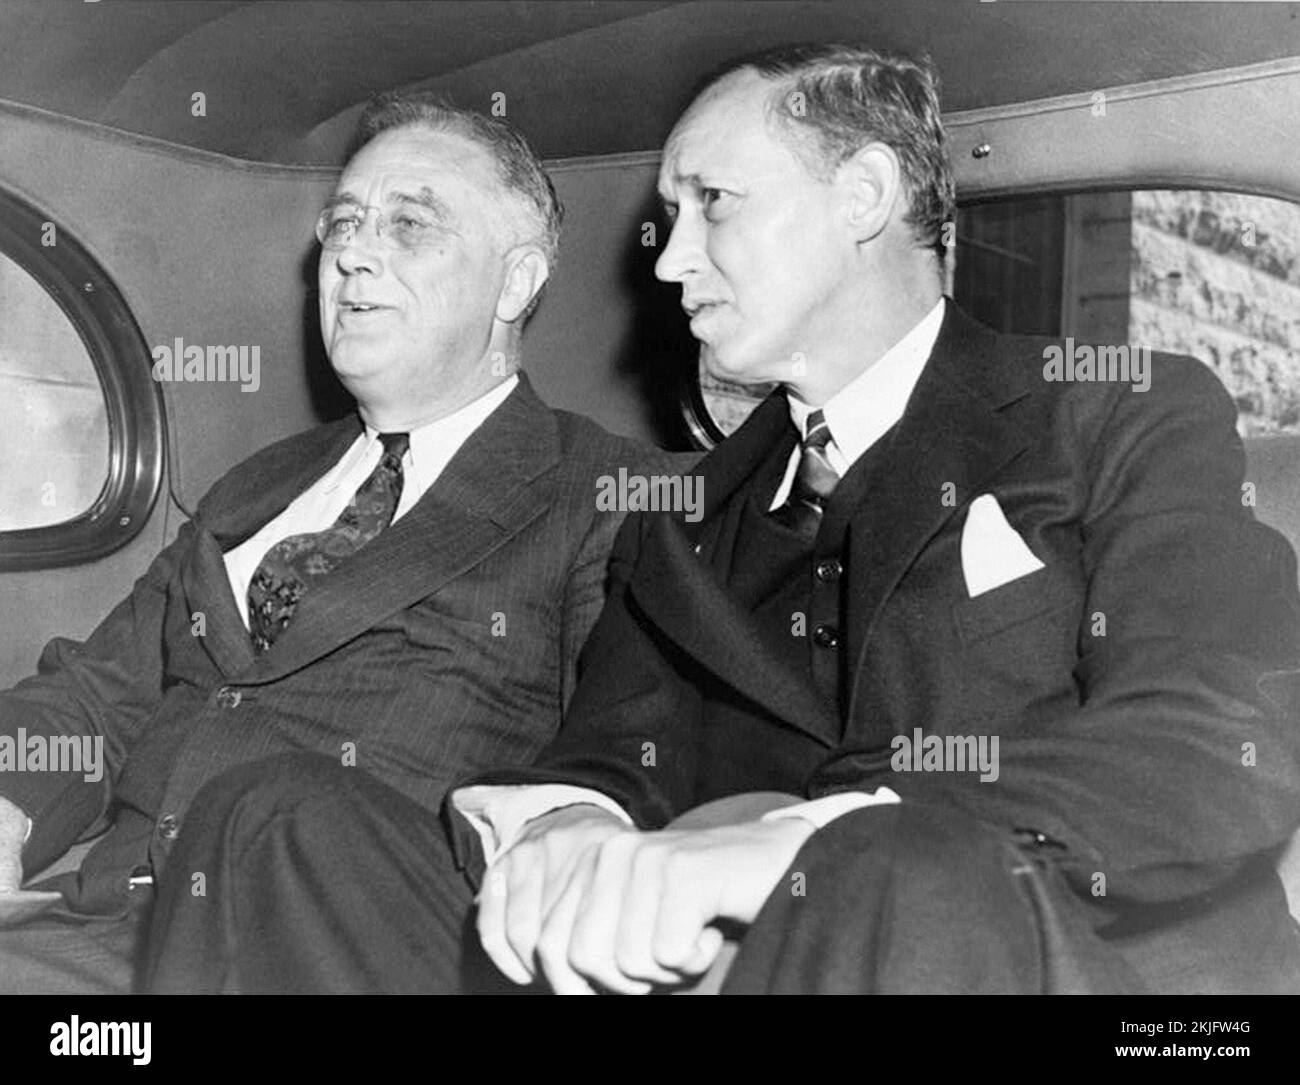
[1,0,1298,922]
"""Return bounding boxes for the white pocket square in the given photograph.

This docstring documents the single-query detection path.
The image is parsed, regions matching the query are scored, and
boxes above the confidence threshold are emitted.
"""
[960,494,1045,598]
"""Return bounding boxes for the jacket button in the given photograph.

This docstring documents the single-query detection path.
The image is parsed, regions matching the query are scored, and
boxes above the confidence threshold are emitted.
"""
[215,685,242,709]
[158,815,180,840]
[812,624,840,649]
[815,558,842,582]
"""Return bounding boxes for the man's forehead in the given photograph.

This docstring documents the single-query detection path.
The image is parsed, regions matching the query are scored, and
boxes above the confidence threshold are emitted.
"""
[329,180,444,202]
[658,75,793,191]
[337,127,494,194]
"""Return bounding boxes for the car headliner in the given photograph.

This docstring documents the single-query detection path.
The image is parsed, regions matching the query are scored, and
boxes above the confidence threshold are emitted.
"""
[0,0,1298,166]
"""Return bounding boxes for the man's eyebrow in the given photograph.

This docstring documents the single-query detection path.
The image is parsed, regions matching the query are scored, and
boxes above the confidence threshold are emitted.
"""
[321,192,361,213]
[658,172,699,207]
[389,188,455,220]
[320,188,454,220]
[658,171,713,202]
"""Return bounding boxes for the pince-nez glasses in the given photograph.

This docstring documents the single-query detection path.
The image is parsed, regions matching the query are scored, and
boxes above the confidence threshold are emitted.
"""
[315,203,442,253]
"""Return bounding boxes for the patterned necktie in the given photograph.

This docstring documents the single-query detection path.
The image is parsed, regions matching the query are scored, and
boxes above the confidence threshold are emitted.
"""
[770,409,840,541]
[247,431,410,653]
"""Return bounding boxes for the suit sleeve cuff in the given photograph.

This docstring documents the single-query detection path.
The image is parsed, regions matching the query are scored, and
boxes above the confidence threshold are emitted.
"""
[450,784,634,868]
[761,788,901,829]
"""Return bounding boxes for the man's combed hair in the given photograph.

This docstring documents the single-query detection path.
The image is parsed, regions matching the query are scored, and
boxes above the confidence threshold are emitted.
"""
[353,90,563,269]
[701,44,955,259]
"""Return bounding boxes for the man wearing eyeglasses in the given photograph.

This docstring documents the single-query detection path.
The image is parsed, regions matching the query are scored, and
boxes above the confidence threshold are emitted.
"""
[0,92,678,993]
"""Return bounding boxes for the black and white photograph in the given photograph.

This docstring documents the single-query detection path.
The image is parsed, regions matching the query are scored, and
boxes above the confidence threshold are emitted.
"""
[0,0,1297,1061]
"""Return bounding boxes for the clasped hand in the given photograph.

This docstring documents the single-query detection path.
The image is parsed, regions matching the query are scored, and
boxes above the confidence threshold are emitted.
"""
[475,804,814,994]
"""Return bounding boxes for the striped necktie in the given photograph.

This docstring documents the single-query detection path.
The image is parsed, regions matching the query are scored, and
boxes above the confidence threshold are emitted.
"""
[247,431,409,653]
[770,409,840,541]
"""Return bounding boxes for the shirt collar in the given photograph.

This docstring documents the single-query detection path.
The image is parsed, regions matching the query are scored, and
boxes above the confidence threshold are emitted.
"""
[327,374,519,493]
[786,297,946,463]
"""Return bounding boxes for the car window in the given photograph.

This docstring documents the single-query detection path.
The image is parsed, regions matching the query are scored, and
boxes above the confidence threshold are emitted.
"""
[0,184,163,571]
[0,250,109,530]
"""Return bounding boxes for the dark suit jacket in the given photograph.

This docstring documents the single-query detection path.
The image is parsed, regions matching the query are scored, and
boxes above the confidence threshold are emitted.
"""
[455,304,1300,992]
[0,374,678,913]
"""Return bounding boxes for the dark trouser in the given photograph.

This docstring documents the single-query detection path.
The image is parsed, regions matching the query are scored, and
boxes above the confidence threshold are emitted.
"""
[140,754,504,994]
[722,802,1148,994]
[141,755,1147,994]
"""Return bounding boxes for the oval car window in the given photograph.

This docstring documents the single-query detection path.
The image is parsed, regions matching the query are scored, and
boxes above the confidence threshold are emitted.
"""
[0,184,162,571]
[0,250,110,529]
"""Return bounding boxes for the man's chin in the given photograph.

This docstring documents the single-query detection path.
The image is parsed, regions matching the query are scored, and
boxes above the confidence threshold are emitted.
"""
[700,344,780,389]
[327,347,396,390]
[328,332,391,365]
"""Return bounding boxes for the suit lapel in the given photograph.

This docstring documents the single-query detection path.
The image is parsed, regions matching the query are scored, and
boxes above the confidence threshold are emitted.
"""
[180,417,363,678]
[668,390,793,542]
[240,376,559,685]
[628,392,838,745]
[182,530,256,676]
[628,304,1033,743]
[843,303,1032,718]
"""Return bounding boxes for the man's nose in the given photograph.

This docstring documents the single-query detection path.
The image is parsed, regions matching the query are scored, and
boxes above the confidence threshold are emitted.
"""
[654,215,702,284]
[334,219,385,275]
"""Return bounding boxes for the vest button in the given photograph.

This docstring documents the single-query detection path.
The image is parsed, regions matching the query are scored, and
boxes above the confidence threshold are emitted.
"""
[157,815,180,841]
[815,558,843,582]
[813,624,840,649]
[214,686,242,709]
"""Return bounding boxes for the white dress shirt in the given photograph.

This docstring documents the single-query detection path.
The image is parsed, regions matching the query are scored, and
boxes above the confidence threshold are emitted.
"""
[454,300,948,865]
[769,297,946,508]
[224,376,518,628]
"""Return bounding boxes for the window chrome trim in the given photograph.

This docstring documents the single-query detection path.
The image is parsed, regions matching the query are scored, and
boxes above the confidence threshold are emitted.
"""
[679,358,728,452]
[0,186,163,571]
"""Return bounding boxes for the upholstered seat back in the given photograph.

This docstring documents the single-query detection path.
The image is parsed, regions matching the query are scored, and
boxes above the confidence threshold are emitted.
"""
[1247,434,1300,567]
[1244,434,1300,917]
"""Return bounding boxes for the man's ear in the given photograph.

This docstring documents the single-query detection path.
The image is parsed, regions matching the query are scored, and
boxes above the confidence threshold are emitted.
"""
[838,142,902,244]
[496,244,551,324]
